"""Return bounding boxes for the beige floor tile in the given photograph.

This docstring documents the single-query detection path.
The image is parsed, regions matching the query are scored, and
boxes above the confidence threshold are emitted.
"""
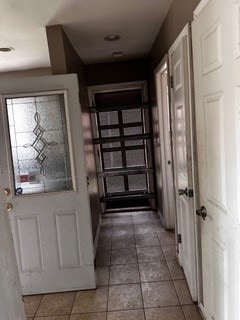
[154,222,165,231]
[70,313,106,320]
[173,280,194,305]
[134,224,156,235]
[72,287,108,314]
[132,215,153,225]
[34,316,70,320]
[111,236,135,249]
[95,250,111,267]
[137,246,165,263]
[108,284,143,311]
[36,292,75,317]
[99,226,113,238]
[96,266,110,286]
[111,248,137,265]
[162,245,177,260]
[139,262,171,282]
[182,305,202,319]
[23,295,43,317]
[166,260,185,280]
[135,234,160,248]
[109,264,140,285]
[112,217,133,226]
[142,281,179,308]
[101,218,113,227]
[107,309,145,320]
[112,226,134,237]
[97,238,112,251]
[145,306,185,320]
[157,230,175,245]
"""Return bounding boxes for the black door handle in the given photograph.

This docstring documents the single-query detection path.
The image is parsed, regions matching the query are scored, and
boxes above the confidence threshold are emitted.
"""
[178,188,188,196]
[196,206,207,220]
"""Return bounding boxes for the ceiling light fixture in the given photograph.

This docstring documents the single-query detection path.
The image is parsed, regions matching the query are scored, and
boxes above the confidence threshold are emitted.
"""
[113,51,123,58]
[104,34,121,42]
[0,46,14,52]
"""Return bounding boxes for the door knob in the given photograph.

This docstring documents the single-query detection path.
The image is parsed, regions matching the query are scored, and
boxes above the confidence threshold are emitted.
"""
[4,188,11,196]
[6,203,13,212]
[196,206,207,220]
[178,188,188,196]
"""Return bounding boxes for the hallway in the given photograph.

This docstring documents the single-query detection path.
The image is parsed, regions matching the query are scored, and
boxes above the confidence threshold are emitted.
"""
[23,211,201,320]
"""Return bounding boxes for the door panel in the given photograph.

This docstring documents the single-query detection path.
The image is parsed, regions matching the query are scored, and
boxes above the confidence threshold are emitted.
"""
[0,74,95,295]
[169,25,197,300]
[192,1,240,318]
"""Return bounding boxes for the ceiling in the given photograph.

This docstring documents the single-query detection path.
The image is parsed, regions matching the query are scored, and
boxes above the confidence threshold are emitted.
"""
[0,0,173,73]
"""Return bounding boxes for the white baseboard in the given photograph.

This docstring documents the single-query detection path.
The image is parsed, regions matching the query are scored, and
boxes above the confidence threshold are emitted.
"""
[94,214,102,257]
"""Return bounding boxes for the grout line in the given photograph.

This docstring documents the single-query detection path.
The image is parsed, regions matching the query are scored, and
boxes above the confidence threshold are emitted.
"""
[32,294,44,319]
[69,290,77,318]
[132,212,147,320]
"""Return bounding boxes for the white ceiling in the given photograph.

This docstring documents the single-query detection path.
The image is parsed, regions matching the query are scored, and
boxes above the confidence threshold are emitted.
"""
[0,0,173,73]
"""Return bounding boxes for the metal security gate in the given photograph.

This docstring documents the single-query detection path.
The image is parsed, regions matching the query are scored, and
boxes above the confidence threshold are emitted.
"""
[91,89,155,208]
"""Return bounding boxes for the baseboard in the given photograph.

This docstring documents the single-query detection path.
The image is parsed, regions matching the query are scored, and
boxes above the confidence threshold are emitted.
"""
[94,214,102,258]
[156,208,165,225]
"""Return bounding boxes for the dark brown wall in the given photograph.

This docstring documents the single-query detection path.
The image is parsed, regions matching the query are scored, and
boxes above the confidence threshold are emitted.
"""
[86,59,148,86]
[46,25,101,242]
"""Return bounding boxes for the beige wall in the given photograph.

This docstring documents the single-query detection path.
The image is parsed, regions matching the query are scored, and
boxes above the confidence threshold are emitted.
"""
[46,25,101,242]
[0,68,51,79]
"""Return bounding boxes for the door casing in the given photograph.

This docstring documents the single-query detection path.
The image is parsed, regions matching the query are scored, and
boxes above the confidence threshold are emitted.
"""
[168,24,200,301]
[154,54,176,229]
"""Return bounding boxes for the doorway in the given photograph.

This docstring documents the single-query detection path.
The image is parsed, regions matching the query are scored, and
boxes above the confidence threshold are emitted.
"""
[89,82,155,211]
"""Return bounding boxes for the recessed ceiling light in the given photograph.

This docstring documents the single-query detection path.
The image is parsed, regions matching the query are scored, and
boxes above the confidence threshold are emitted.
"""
[0,46,14,52]
[113,51,123,58]
[104,34,121,42]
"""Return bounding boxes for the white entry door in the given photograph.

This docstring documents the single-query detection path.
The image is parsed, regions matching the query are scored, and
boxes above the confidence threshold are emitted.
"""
[192,0,240,319]
[169,25,198,300]
[0,165,26,319]
[0,74,95,295]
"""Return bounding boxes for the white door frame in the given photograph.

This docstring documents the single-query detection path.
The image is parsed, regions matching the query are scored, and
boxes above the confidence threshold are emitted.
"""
[154,55,176,229]
[168,24,201,301]
[87,81,153,205]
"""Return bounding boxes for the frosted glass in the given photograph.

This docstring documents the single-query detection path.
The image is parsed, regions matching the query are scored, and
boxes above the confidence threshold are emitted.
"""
[126,149,145,167]
[124,126,143,136]
[122,108,141,123]
[103,151,122,169]
[106,176,125,193]
[6,94,73,195]
[99,111,118,126]
[128,174,147,191]
[101,129,119,138]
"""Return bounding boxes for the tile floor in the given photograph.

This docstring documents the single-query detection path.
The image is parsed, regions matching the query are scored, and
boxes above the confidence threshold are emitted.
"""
[23,210,202,320]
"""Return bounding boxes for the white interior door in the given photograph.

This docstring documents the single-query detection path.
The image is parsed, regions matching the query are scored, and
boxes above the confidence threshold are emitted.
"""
[192,0,240,319]
[169,25,198,300]
[0,166,26,319]
[155,56,176,229]
[0,74,95,295]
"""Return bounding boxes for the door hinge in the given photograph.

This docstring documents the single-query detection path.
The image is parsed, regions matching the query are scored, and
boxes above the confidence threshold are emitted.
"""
[188,189,194,197]
[178,234,182,244]
[170,76,174,89]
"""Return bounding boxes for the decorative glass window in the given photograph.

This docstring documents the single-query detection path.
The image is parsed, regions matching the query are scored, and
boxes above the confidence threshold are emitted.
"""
[5,93,74,195]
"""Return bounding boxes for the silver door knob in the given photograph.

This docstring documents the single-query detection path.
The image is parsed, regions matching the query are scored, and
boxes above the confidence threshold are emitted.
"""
[4,188,11,196]
[196,206,207,220]
[6,203,13,212]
